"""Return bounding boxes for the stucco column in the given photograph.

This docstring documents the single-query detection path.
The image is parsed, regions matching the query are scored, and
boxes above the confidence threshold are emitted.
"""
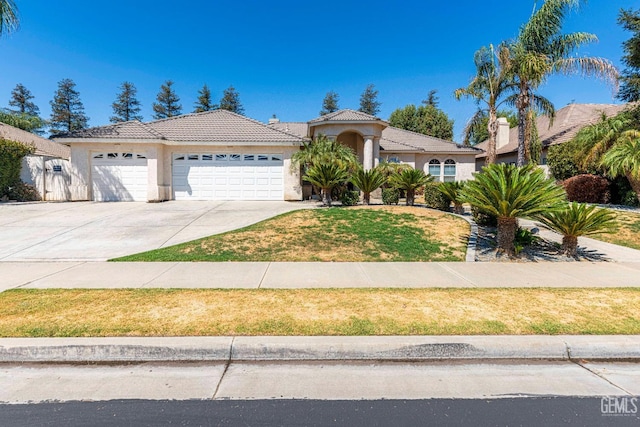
[363,136,374,171]
[373,137,380,167]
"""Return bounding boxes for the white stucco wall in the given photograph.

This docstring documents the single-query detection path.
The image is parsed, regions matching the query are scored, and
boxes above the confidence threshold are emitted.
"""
[21,155,71,201]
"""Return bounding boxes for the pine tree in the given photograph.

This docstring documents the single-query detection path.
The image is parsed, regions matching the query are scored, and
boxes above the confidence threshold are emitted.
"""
[193,84,217,113]
[152,80,182,119]
[422,89,439,107]
[110,82,143,123]
[219,85,244,115]
[358,84,381,116]
[618,8,640,102]
[9,83,39,115]
[320,91,339,115]
[49,78,89,135]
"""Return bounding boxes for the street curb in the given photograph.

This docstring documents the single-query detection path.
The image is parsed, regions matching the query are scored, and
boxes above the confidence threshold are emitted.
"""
[0,336,639,363]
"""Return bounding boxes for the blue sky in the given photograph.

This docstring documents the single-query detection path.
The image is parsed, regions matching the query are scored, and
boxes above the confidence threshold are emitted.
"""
[0,0,632,140]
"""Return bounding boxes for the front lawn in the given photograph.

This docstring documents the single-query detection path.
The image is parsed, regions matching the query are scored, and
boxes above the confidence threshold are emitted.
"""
[1,288,639,337]
[589,209,640,250]
[113,206,469,262]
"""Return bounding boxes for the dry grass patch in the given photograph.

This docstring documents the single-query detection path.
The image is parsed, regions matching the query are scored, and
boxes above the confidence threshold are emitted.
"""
[590,210,640,250]
[1,288,639,337]
[113,206,469,262]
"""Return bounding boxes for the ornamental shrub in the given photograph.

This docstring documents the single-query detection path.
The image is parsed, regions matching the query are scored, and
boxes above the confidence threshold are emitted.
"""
[562,174,610,204]
[339,189,360,206]
[0,138,35,198]
[422,183,450,211]
[382,188,399,205]
[8,182,41,202]
[471,205,498,226]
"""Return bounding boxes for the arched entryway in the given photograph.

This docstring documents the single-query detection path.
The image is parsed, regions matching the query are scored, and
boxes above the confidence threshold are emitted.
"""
[336,131,364,165]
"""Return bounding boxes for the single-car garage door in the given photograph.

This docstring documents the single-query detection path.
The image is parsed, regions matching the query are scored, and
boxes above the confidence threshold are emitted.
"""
[91,152,148,201]
[172,153,284,200]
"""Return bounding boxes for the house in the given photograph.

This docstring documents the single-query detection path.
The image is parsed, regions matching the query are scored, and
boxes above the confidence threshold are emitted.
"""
[53,109,479,202]
[0,122,71,201]
[474,103,628,170]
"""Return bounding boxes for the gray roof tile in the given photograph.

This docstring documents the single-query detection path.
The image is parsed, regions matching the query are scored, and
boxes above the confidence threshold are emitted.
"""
[380,126,480,153]
[308,109,386,124]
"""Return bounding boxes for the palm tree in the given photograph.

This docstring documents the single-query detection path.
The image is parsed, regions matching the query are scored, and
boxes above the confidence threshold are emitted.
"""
[510,0,619,166]
[455,44,516,163]
[575,113,631,170]
[536,203,617,256]
[438,181,466,215]
[350,167,386,205]
[0,0,18,37]
[389,168,433,206]
[462,164,565,256]
[600,130,640,201]
[291,134,357,171]
[304,163,349,207]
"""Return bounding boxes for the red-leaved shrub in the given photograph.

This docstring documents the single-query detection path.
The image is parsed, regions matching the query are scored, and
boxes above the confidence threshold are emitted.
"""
[562,174,610,203]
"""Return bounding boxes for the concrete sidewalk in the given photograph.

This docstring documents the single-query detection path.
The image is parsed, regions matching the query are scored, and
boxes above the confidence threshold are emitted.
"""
[2,261,640,291]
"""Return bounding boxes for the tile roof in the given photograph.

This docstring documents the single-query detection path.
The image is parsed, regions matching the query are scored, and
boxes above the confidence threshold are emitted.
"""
[476,103,629,158]
[308,109,386,124]
[56,110,307,145]
[380,126,480,153]
[0,123,70,159]
[268,122,309,138]
[54,120,165,140]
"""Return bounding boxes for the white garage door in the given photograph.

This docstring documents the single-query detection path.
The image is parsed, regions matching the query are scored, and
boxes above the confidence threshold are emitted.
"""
[91,152,148,202]
[172,153,284,200]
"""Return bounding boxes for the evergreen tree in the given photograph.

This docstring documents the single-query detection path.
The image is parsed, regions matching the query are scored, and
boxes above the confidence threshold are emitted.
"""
[49,78,89,135]
[110,82,143,123]
[358,84,381,116]
[219,85,244,115]
[618,8,640,102]
[422,89,439,107]
[319,91,339,115]
[8,83,39,115]
[388,104,454,140]
[152,80,182,119]
[193,84,217,113]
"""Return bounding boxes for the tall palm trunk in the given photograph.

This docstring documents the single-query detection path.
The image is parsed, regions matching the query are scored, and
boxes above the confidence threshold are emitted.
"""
[497,216,518,256]
[486,108,498,164]
[516,84,529,167]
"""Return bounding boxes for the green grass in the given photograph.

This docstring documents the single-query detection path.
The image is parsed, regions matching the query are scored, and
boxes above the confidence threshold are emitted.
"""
[589,209,640,250]
[1,288,639,337]
[112,206,469,262]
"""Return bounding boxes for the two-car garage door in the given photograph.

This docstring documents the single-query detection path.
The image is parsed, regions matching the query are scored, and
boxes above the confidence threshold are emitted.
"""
[172,153,284,200]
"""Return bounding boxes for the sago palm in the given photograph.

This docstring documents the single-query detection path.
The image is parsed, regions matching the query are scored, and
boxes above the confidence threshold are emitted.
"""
[536,202,617,257]
[575,113,631,170]
[438,181,466,215]
[350,167,386,205]
[291,134,357,171]
[303,163,349,207]
[389,168,433,206]
[600,130,640,201]
[509,0,619,166]
[0,0,18,37]
[462,163,565,256]
[455,43,516,163]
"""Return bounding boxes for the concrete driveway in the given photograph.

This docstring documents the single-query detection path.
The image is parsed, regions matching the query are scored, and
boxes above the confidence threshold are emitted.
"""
[0,201,310,261]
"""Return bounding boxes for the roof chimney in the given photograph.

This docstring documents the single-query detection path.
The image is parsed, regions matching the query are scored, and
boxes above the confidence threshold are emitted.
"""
[268,114,280,125]
[496,117,510,150]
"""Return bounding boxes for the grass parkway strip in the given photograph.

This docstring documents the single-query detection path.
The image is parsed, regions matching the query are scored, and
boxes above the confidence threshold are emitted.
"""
[1,288,639,337]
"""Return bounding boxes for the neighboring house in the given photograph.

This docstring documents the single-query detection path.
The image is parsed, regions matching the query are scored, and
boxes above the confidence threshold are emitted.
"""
[0,122,71,201]
[53,109,478,202]
[474,103,629,170]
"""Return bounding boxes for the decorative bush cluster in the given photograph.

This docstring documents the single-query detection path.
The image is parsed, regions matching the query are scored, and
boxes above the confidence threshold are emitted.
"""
[471,205,498,226]
[0,138,35,199]
[339,190,360,206]
[422,183,450,211]
[8,182,41,201]
[381,188,399,205]
[562,174,610,204]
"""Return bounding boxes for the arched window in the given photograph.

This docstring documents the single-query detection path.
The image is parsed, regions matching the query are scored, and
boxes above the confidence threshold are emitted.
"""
[428,159,441,182]
[443,159,456,182]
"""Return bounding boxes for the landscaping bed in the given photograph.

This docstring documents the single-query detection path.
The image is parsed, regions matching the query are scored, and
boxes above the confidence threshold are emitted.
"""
[1,288,638,337]
[112,206,469,262]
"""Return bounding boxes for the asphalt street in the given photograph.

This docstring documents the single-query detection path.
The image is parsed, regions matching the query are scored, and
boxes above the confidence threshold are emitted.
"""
[1,398,638,427]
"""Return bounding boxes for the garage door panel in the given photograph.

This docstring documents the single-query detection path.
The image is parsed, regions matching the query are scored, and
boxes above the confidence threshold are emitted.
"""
[91,153,148,202]
[173,153,283,201]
